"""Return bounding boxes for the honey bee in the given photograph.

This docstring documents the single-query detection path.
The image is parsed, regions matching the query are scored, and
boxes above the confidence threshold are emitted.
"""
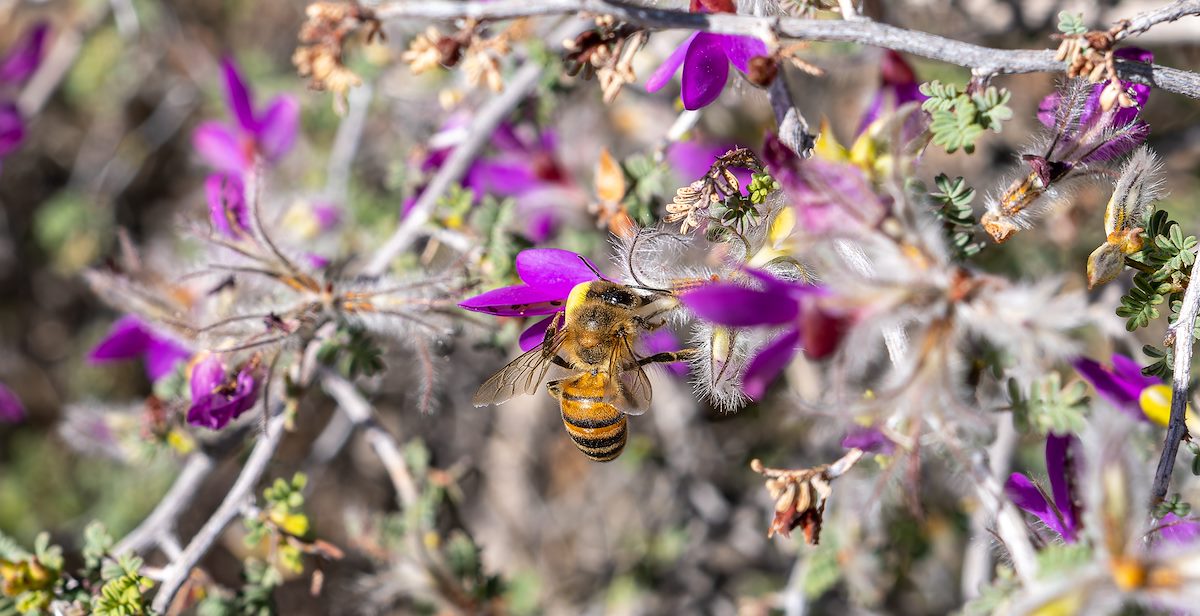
[473,280,695,462]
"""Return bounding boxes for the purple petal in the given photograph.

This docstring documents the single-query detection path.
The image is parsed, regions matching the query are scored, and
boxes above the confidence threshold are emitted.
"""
[514,249,601,294]
[187,367,258,430]
[459,284,571,317]
[1111,353,1157,388]
[645,33,698,93]
[1037,92,1061,128]
[0,22,49,85]
[193,121,250,174]
[221,58,257,133]
[1082,121,1148,163]
[205,173,250,238]
[0,103,25,158]
[681,32,731,110]
[742,328,800,400]
[255,95,299,163]
[1045,434,1078,541]
[490,122,527,154]
[522,209,559,244]
[714,33,767,73]
[856,92,887,137]
[519,314,557,352]
[0,382,26,423]
[1073,355,1150,420]
[841,426,895,454]
[1159,513,1200,546]
[89,316,152,363]
[189,354,227,402]
[1006,473,1069,539]
[667,140,734,181]
[305,253,331,269]
[143,337,191,381]
[311,202,342,230]
[466,160,541,196]
[683,283,799,327]
[642,329,689,376]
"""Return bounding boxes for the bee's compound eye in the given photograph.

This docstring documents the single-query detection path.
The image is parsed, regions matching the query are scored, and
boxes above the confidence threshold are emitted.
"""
[603,289,636,307]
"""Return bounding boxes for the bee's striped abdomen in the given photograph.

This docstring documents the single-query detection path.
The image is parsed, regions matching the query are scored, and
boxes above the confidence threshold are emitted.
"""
[556,382,627,462]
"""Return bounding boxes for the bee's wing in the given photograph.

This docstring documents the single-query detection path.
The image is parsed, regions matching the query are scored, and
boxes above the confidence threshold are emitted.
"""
[472,325,566,407]
[605,335,652,416]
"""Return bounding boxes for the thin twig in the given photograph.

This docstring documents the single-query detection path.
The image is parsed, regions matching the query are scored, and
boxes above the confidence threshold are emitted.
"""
[961,413,1018,599]
[1115,0,1200,40]
[968,450,1039,585]
[319,372,476,610]
[319,372,419,506]
[371,0,1200,99]
[364,53,552,275]
[150,409,289,613]
[1150,256,1200,505]
[768,77,815,159]
[324,81,373,204]
[113,453,215,556]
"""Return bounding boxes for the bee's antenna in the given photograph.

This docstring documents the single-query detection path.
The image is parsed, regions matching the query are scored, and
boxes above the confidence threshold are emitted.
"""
[578,255,606,280]
[628,284,673,295]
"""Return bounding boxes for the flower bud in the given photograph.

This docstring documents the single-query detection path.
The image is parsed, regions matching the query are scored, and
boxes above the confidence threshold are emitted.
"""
[1086,242,1124,289]
[747,55,778,87]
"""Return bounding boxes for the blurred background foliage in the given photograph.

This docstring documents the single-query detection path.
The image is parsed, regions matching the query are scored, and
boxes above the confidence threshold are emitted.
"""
[0,0,1199,613]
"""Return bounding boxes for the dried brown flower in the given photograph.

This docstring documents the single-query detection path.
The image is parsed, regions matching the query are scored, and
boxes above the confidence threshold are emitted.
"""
[751,449,863,544]
[295,2,382,113]
[746,55,778,87]
[1053,28,1141,111]
[564,19,647,103]
[664,147,766,234]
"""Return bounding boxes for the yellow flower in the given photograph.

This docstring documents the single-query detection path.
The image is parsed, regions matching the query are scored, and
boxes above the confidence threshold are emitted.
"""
[1137,384,1200,431]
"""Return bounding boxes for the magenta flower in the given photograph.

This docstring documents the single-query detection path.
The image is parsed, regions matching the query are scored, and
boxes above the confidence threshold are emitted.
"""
[683,269,844,399]
[667,139,753,191]
[186,354,262,430]
[1073,354,1157,423]
[856,51,926,135]
[407,117,573,242]
[311,201,342,231]
[89,316,192,381]
[1157,513,1200,545]
[761,133,884,234]
[459,249,601,351]
[643,330,689,377]
[205,173,251,238]
[841,426,896,454]
[1035,48,1152,163]
[1005,434,1081,543]
[645,28,767,110]
[0,22,48,164]
[0,103,22,159]
[192,58,299,175]
[0,382,26,423]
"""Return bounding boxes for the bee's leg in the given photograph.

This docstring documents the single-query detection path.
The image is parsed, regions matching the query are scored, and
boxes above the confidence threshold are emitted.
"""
[636,348,698,366]
[541,312,564,348]
[546,379,564,400]
[551,355,572,369]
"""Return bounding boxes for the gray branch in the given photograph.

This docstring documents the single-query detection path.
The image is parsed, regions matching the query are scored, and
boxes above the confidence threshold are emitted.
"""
[150,410,289,613]
[320,372,420,507]
[1116,0,1200,40]
[364,58,545,275]
[373,0,1200,100]
[113,453,215,556]
[1150,254,1200,506]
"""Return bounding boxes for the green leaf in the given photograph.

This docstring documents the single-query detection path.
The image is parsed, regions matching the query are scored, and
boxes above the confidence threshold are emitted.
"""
[1057,11,1088,35]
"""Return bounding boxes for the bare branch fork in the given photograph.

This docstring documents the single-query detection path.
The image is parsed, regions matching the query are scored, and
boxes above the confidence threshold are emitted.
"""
[372,0,1200,99]
[150,409,290,613]
[1150,255,1200,506]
